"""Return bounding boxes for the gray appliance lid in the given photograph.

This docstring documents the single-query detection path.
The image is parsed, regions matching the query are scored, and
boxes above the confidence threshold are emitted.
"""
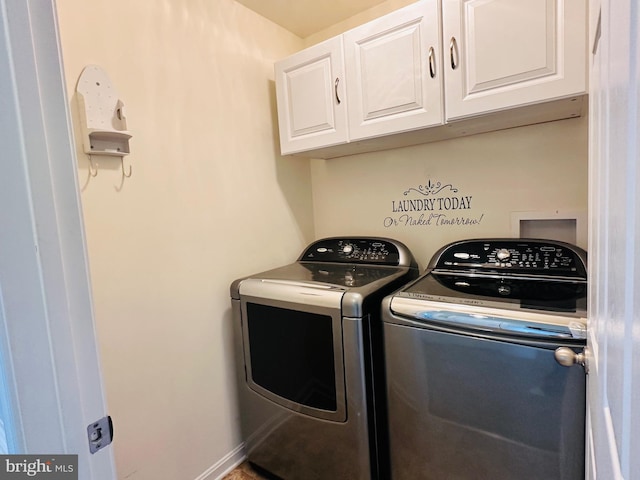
[405,238,588,315]
[230,237,419,318]
[385,238,588,341]
[265,261,409,288]
[236,261,411,292]
[388,295,587,340]
[231,236,417,293]
[235,263,415,317]
[398,271,587,315]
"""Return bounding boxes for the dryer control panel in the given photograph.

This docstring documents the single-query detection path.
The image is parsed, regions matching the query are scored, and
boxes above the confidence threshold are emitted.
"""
[429,239,587,278]
[299,237,416,267]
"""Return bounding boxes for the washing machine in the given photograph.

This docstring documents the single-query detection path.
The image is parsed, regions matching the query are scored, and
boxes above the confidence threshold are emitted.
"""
[230,237,418,480]
[382,238,588,480]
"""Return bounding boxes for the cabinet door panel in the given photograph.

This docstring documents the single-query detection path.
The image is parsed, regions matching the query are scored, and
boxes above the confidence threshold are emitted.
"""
[345,0,443,141]
[467,0,553,91]
[443,0,586,120]
[275,37,348,155]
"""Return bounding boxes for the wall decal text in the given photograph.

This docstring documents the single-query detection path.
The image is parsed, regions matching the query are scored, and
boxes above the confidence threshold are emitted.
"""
[384,179,485,229]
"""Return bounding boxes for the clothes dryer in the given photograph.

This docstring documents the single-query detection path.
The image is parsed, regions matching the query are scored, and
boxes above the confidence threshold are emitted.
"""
[231,237,418,480]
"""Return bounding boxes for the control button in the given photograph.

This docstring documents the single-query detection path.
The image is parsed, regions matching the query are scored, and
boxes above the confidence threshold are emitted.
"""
[342,244,353,254]
[316,247,328,253]
[454,252,470,259]
[496,249,510,261]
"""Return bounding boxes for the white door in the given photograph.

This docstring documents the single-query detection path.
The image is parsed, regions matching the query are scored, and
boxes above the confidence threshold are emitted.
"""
[344,0,443,141]
[587,0,640,478]
[275,36,348,155]
[0,1,115,478]
[442,0,587,120]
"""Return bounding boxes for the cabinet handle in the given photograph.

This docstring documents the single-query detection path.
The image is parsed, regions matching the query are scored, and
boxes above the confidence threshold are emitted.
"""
[428,46,436,78]
[335,77,341,104]
[450,37,459,70]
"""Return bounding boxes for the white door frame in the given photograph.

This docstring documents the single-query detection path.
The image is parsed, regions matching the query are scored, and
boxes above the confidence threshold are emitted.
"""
[587,0,640,478]
[0,0,115,477]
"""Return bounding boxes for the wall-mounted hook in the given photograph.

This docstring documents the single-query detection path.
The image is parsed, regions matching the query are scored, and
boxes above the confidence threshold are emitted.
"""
[121,157,132,178]
[88,156,98,177]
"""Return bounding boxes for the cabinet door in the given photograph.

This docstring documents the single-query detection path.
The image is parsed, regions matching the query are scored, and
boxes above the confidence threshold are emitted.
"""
[442,0,586,120]
[344,0,443,141]
[275,37,348,155]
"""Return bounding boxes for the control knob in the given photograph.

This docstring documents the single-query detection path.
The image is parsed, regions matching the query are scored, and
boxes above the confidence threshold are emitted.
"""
[342,244,354,254]
[496,248,511,261]
[497,285,511,295]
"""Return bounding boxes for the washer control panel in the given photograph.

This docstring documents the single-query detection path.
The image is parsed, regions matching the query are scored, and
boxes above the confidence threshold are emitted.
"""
[299,237,413,266]
[430,239,587,278]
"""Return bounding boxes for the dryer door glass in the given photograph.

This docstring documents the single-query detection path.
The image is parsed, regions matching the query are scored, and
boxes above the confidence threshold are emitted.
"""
[246,302,340,413]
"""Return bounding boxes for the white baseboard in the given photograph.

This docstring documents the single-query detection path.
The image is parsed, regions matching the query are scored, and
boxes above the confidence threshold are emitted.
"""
[194,443,246,480]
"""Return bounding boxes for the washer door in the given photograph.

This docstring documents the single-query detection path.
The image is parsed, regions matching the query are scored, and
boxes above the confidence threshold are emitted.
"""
[239,279,347,422]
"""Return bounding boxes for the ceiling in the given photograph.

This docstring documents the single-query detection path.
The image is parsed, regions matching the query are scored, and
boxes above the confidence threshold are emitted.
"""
[236,0,387,38]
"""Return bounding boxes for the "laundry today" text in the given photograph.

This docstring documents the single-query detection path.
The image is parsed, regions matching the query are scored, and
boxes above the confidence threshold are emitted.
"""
[391,196,472,212]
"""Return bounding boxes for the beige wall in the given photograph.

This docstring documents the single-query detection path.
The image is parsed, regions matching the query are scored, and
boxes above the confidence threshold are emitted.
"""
[311,116,588,270]
[55,1,309,478]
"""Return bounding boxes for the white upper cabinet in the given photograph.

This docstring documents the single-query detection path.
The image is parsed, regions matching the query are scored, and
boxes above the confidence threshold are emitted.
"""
[273,0,587,158]
[344,0,443,140]
[275,36,348,155]
[442,0,586,120]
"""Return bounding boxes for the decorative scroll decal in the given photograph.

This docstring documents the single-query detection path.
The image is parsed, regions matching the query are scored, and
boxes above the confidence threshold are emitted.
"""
[403,179,458,196]
[383,178,485,229]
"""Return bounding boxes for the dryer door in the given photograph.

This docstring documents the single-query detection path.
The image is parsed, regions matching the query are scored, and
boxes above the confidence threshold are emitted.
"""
[239,279,347,422]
